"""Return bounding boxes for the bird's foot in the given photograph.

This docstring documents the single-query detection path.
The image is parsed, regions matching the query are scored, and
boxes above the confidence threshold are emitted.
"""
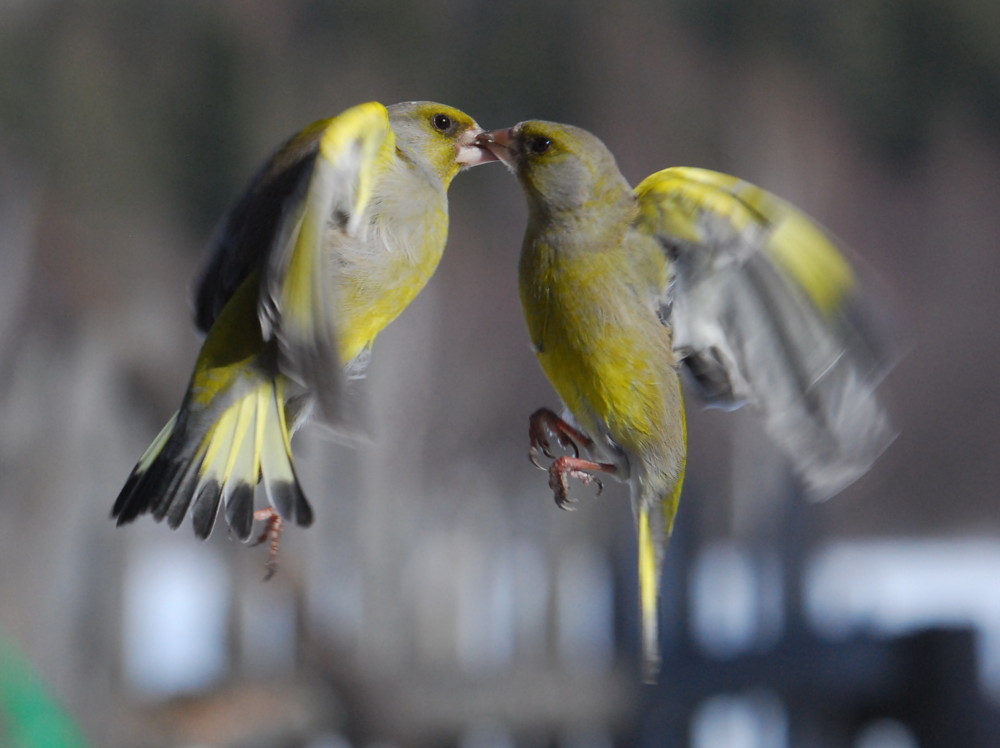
[548,455,617,511]
[528,407,594,468]
[252,508,284,580]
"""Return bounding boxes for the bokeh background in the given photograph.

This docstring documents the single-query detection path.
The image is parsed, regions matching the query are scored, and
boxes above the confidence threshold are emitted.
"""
[2,2,1000,746]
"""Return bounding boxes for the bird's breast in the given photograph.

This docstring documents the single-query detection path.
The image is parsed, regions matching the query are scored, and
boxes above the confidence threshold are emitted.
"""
[333,187,449,364]
[519,238,683,457]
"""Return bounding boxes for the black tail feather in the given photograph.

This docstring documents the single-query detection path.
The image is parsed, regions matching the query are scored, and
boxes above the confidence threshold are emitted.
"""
[225,483,255,541]
[113,387,315,541]
[191,480,222,539]
[111,470,146,525]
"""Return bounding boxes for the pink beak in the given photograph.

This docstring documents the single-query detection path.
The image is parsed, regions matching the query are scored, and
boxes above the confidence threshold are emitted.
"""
[457,126,501,167]
[474,128,517,167]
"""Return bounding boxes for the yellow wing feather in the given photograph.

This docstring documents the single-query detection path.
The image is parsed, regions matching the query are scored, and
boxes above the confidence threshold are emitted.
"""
[278,101,394,341]
[634,166,856,316]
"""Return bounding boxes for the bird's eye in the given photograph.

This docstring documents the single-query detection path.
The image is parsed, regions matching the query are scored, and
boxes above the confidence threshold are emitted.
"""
[529,136,552,154]
[432,113,453,132]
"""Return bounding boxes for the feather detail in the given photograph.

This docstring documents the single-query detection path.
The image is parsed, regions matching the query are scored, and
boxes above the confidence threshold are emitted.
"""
[635,166,896,499]
[259,102,394,426]
[116,100,492,554]
[111,376,311,540]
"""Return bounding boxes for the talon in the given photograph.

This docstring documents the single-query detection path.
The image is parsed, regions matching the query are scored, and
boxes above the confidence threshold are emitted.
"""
[556,494,577,511]
[535,440,556,460]
[548,462,576,511]
[546,455,617,510]
[528,412,557,464]
[528,407,585,466]
[556,431,580,458]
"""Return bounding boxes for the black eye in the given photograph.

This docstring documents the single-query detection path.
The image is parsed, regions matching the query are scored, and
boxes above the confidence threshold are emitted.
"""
[529,136,552,154]
[433,113,453,131]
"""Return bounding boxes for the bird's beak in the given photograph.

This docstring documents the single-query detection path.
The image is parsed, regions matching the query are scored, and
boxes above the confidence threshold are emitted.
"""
[475,128,517,169]
[456,126,500,167]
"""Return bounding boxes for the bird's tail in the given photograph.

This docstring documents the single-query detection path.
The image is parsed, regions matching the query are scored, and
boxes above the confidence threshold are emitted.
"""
[636,458,686,684]
[112,376,312,541]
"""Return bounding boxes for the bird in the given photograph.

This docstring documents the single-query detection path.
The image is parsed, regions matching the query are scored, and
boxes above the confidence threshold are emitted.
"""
[478,120,896,681]
[113,101,497,574]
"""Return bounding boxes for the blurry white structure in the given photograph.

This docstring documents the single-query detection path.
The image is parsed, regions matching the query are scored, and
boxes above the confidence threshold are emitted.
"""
[123,541,229,696]
[691,690,788,748]
[806,539,1000,698]
[691,543,784,658]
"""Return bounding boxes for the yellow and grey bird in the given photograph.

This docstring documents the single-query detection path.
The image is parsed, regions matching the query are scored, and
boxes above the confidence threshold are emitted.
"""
[479,121,895,681]
[113,101,496,567]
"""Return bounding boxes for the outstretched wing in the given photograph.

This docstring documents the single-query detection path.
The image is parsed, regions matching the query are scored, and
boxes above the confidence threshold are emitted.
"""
[634,166,898,499]
[193,102,394,424]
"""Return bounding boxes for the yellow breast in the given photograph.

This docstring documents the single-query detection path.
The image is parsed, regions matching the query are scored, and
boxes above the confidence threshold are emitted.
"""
[333,164,450,365]
[519,235,682,457]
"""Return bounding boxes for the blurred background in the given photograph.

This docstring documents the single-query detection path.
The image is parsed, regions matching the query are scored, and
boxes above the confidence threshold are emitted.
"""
[2,1,999,746]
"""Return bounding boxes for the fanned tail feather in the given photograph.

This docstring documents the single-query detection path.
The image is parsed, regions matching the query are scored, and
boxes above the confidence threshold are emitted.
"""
[112,379,312,540]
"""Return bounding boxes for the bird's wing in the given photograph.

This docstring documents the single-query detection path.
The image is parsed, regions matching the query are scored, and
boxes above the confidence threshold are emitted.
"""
[634,166,898,499]
[194,102,394,425]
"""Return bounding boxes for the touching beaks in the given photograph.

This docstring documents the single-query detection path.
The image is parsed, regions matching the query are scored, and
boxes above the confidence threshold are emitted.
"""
[456,126,501,167]
[475,128,518,169]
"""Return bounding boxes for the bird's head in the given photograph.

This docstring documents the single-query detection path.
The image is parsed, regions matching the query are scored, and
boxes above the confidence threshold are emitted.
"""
[387,102,497,185]
[476,120,632,217]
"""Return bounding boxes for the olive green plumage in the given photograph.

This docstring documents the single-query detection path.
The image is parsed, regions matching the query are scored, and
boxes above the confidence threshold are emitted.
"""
[482,120,895,681]
[113,101,494,542]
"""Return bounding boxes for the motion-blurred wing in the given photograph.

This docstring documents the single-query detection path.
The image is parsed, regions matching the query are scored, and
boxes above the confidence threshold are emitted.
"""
[195,102,394,425]
[259,102,392,424]
[635,166,897,499]
[194,119,334,334]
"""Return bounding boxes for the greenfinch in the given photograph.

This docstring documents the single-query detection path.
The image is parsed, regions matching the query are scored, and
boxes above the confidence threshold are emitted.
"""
[479,121,895,681]
[113,101,495,569]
